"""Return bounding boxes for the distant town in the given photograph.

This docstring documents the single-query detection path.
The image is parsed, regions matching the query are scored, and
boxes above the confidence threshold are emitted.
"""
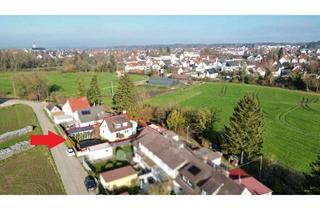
[2,40,319,93]
[0,40,320,195]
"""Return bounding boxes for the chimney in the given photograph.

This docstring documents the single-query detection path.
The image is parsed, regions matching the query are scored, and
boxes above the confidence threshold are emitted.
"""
[203,156,208,164]
[172,135,179,141]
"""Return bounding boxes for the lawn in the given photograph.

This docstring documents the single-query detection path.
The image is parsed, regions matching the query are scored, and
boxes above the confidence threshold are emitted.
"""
[0,104,65,194]
[92,145,133,173]
[0,71,147,107]
[147,82,320,172]
[0,104,42,149]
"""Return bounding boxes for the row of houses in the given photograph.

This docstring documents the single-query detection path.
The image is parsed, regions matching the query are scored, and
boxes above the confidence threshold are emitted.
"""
[45,97,272,195]
[45,97,138,161]
[132,124,272,195]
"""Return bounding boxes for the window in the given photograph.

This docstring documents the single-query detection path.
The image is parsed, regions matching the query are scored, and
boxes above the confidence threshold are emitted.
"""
[114,123,121,129]
[125,129,129,134]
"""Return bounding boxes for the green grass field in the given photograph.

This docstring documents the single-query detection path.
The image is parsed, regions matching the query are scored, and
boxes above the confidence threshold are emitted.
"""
[147,82,320,172]
[0,71,147,106]
[0,104,43,149]
[0,104,65,194]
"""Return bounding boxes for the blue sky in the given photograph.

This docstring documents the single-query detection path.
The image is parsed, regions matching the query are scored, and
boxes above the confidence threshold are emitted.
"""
[0,16,320,48]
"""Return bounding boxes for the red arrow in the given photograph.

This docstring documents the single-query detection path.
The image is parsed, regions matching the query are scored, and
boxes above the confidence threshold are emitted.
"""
[30,131,65,149]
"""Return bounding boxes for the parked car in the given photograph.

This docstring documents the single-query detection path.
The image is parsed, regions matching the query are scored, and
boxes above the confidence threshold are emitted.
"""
[66,148,75,156]
[84,176,97,191]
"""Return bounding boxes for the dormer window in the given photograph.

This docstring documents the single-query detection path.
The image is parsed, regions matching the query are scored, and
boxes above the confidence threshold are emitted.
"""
[123,122,128,127]
[113,123,121,129]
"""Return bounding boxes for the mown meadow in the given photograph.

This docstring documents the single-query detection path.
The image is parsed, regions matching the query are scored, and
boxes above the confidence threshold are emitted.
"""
[148,82,320,173]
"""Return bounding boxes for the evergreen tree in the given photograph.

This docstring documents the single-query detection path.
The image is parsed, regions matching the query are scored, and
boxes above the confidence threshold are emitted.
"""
[305,155,320,194]
[86,75,101,106]
[222,94,264,161]
[77,75,86,97]
[112,74,137,116]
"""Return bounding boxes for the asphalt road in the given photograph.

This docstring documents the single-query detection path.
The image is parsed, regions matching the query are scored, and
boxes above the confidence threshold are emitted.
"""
[0,99,92,195]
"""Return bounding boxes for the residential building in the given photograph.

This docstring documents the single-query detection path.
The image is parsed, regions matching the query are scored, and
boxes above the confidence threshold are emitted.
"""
[75,139,113,161]
[228,168,272,195]
[193,147,222,167]
[53,114,74,125]
[45,104,63,117]
[99,165,138,191]
[62,97,91,120]
[99,114,137,142]
[133,125,251,195]
[74,105,111,127]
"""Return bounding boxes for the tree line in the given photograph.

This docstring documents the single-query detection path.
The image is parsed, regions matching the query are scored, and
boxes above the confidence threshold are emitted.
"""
[0,50,118,73]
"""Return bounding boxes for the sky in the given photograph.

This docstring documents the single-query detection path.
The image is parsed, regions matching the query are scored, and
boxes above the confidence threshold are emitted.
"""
[0,16,320,49]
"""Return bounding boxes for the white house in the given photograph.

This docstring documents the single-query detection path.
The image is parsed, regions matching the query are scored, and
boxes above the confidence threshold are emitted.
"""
[62,97,91,120]
[53,114,74,124]
[99,114,137,142]
[134,126,188,179]
[45,104,63,117]
[134,125,254,195]
[76,141,113,161]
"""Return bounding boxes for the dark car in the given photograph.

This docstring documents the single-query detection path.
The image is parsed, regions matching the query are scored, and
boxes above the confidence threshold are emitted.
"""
[84,176,97,191]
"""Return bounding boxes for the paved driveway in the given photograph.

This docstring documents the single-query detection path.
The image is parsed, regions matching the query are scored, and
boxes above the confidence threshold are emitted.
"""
[0,99,92,195]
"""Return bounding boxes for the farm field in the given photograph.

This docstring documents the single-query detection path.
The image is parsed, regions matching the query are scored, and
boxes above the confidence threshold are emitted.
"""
[0,104,65,194]
[0,71,147,106]
[147,82,320,172]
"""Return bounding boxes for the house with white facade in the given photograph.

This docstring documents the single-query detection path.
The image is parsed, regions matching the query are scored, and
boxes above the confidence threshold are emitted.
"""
[62,97,91,121]
[99,114,137,142]
[45,104,63,117]
[133,124,252,195]
[75,139,113,161]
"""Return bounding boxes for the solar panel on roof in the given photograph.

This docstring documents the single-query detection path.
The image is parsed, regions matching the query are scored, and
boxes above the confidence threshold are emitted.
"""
[188,165,201,176]
[81,110,91,115]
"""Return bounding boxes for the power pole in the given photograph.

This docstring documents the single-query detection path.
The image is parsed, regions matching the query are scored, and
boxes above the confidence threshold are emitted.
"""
[259,155,263,179]
[240,151,244,165]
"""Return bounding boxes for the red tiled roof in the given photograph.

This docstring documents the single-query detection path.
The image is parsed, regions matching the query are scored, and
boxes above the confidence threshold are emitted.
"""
[241,177,272,195]
[229,168,272,195]
[228,168,250,179]
[67,97,90,112]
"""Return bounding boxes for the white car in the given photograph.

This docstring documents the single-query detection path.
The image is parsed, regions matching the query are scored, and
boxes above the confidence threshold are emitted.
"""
[67,148,75,157]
